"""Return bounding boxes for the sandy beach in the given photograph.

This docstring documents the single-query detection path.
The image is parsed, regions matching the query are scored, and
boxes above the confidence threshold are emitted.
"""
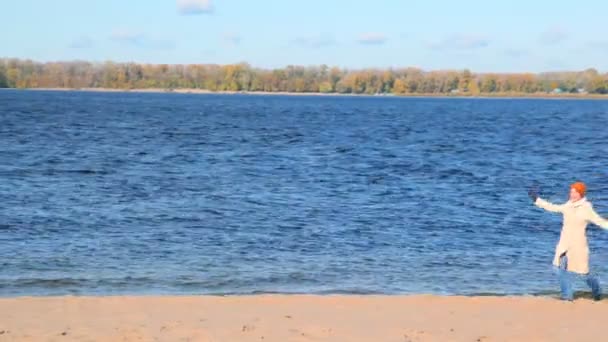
[0,295,606,341]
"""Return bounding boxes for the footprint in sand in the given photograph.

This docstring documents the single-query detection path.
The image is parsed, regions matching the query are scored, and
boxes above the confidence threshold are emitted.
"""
[289,328,318,340]
[403,329,426,342]
[160,321,183,332]
[242,325,256,333]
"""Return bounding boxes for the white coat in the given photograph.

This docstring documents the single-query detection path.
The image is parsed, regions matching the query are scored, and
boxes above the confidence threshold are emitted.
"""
[535,197,608,274]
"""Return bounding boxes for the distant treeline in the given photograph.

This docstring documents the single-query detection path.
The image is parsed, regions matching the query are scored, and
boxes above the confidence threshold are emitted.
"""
[1,58,608,95]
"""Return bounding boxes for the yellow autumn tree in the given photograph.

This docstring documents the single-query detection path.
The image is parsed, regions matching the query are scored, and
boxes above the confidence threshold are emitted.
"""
[392,79,407,94]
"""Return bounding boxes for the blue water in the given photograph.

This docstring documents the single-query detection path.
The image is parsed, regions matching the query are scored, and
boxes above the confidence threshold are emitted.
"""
[1,90,608,297]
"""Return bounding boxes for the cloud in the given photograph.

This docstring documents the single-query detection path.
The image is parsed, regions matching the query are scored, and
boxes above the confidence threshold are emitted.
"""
[291,35,338,48]
[110,29,174,50]
[69,36,94,49]
[428,34,489,50]
[177,0,213,15]
[357,33,387,45]
[222,32,241,46]
[539,27,568,45]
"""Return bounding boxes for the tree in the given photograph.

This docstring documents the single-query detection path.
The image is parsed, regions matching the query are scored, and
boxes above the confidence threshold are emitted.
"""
[444,72,459,92]
[319,81,333,93]
[0,57,606,96]
[480,75,497,93]
[392,78,407,94]
[590,76,608,94]
[458,69,473,92]
[468,79,480,95]
[381,70,394,93]
[6,67,20,88]
[329,67,342,91]
[0,64,8,88]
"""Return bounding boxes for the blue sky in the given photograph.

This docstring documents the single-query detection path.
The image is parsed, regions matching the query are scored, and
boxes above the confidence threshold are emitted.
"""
[2,0,608,72]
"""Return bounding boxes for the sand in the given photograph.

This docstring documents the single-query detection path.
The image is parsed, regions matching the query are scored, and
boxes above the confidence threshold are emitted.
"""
[1,295,607,341]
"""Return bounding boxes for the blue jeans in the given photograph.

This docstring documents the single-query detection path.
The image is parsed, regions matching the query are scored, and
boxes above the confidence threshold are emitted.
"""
[558,255,601,301]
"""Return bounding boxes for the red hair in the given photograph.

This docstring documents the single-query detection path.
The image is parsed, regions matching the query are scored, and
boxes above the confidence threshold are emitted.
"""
[571,182,587,197]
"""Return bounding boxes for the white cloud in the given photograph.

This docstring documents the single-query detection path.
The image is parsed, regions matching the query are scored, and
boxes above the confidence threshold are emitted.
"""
[429,34,489,50]
[177,0,213,15]
[357,33,387,45]
[539,27,568,45]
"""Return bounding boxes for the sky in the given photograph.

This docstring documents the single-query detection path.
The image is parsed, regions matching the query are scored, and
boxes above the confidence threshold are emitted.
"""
[2,0,608,72]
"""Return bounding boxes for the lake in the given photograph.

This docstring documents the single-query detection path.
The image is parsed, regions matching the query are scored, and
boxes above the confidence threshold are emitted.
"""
[1,90,608,296]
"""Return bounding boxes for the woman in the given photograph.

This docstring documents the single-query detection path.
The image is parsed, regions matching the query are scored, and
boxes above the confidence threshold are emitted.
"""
[529,182,608,301]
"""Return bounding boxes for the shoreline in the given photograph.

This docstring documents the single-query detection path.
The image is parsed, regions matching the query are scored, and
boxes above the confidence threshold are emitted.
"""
[0,295,605,341]
[6,87,608,100]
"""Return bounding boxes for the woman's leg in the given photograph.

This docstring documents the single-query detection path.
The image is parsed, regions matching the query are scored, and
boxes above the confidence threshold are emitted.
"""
[559,255,574,301]
[585,273,601,301]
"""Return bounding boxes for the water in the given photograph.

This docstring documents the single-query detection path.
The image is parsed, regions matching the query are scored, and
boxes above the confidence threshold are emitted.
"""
[1,90,608,297]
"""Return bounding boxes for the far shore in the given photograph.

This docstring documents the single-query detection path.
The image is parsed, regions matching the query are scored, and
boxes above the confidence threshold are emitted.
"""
[0,295,606,341]
[9,87,608,100]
